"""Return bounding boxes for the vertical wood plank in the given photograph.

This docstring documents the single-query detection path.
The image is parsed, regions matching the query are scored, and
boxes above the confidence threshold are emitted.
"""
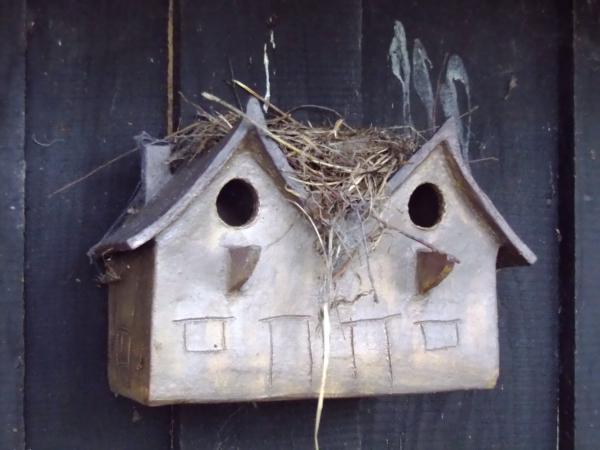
[574,0,600,448]
[178,0,362,122]
[177,1,364,448]
[267,0,363,123]
[176,0,565,448]
[24,1,172,448]
[178,0,269,124]
[0,1,25,449]
[361,0,564,448]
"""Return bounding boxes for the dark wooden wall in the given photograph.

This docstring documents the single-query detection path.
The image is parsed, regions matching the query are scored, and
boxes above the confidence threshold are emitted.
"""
[574,1,600,449]
[0,0,594,448]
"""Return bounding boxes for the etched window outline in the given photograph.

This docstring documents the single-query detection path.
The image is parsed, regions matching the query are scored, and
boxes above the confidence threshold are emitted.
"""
[414,319,460,351]
[340,313,402,384]
[115,328,131,366]
[173,316,234,353]
[259,315,313,389]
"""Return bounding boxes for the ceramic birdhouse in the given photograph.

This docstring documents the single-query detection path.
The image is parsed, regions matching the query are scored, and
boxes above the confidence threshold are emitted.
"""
[90,99,536,406]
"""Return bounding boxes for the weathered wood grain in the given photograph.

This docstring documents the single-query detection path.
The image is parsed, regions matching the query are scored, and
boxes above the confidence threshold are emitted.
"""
[12,0,575,448]
[361,0,565,448]
[177,1,364,448]
[574,0,600,448]
[0,1,25,449]
[24,1,172,448]
[175,0,564,448]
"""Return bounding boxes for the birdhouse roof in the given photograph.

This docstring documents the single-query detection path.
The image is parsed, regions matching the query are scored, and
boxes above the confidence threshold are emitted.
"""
[90,100,536,268]
[89,99,307,257]
[386,119,536,267]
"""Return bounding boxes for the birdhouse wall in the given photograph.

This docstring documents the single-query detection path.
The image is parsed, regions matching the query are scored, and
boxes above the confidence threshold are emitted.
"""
[326,144,502,394]
[148,149,324,403]
[127,142,507,404]
[107,243,155,404]
[376,145,501,390]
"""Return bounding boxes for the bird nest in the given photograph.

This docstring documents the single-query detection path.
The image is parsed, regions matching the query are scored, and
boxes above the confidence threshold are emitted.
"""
[164,92,422,280]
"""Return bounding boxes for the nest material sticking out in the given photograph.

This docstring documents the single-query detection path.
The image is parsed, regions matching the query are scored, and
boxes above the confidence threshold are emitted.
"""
[165,96,422,278]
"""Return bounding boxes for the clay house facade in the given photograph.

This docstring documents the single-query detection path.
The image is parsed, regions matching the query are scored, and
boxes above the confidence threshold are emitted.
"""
[90,99,535,405]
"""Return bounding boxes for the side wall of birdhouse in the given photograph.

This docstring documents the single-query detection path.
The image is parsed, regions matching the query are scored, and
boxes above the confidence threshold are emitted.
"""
[147,148,324,404]
[370,145,501,391]
[107,243,155,404]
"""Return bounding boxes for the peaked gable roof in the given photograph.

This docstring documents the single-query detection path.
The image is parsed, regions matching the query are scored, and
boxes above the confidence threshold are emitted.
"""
[387,119,537,268]
[89,98,307,257]
[91,101,536,269]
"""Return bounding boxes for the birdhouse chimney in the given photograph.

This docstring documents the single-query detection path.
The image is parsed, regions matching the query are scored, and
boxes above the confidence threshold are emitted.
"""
[136,135,172,204]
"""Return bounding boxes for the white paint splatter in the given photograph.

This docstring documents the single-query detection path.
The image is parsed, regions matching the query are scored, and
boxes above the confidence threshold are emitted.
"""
[263,43,271,112]
[440,54,471,161]
[389,20,411,125]
[412,38,434,128]
[387,20,472,165]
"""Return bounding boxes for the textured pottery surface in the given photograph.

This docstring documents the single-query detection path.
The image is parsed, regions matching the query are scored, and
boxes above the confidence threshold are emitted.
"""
[91,99,535,405]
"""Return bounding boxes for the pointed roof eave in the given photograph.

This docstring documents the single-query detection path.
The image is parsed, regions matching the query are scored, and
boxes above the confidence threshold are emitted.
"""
[89,98,309,258]
[234,98,309,199]
[387,119,537,268]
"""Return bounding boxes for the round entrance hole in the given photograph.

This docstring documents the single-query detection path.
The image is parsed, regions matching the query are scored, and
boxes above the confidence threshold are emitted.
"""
[408,183,444,228]
[216,178,258,227]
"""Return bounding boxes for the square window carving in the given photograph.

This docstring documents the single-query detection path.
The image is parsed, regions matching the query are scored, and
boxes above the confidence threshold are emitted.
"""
[416,320,460,351]
[184,320,226,352]
[116,329,131,366]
